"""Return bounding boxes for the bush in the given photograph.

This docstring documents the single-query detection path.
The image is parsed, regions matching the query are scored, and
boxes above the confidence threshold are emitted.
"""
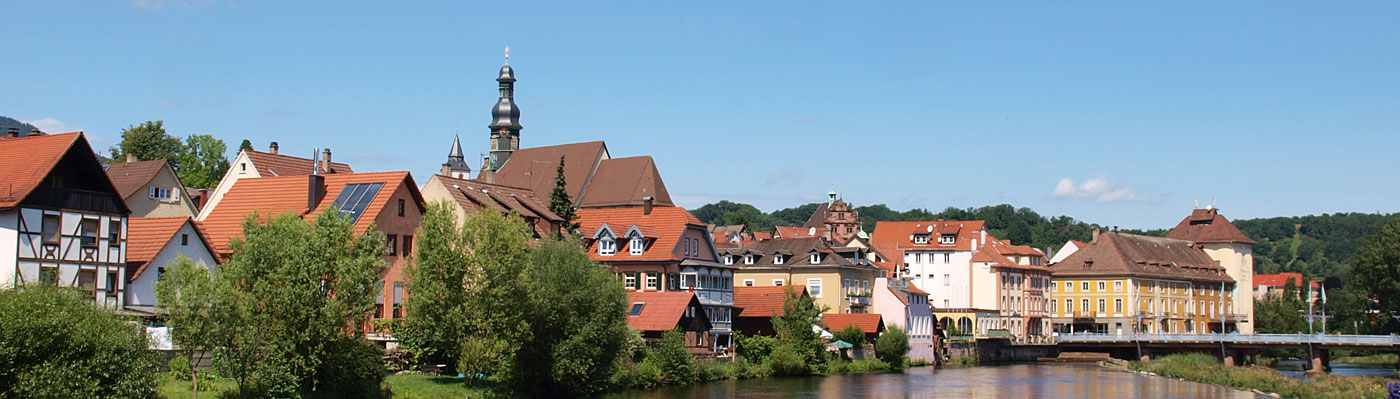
[736,333,776,363]
[0,286,162,399]
[696,361,728,382]
[723,358,769,379]
[457,337,511,385]
[824,358,890,374]
[309,336,386,398]
[649,329,696,385]
[168,356,193,380]
[875,326,911,368]
[633,360,662,389]
[765,344,810,376]
[833,325,866,347]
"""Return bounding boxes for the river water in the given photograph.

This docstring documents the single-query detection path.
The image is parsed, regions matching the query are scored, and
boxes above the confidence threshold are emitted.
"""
[598,363,1265,399]
[1273,360,1398,379]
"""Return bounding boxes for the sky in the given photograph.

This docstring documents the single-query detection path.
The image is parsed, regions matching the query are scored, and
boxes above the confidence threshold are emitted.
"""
[4,1,1398,229]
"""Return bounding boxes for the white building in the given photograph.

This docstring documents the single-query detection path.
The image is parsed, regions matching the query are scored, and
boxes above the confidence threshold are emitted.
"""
[1048,239,1086,264]
[123,217,219,309]
[0,133,130,308]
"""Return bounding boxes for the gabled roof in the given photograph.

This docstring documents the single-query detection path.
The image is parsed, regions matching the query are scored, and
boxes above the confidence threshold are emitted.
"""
[490,141,607,204]
[625,291,709,332]
[126,217,216,280]
[733,285,807,318]
[428,174,562,237]
[870,220,988,252]
[773,225,821,239]
[245,149,353,176]
[802,202,830,229]
[821,313,884,333]
[198,171,421,253]
[1166,208,1256,244]
[103,159,175,199]
[728,237,877,270]
[576,156,674,208]
[1254,272,1320,289]
[972,238,1050,272]
[576,206,706,262]
[1049,231,1234,283]
[0,132,127,213]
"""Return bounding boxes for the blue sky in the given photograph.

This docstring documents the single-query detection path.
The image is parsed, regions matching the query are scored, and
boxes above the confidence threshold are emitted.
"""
[4,1,1397,229]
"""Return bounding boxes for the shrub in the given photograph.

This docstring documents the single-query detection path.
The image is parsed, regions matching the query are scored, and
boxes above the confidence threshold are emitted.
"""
[723,358,769,379]
[168,356,193,380]
[736,333,776,363]
[0,286,161,399]
[696,361,729,382]
[457,337,511,385]
[309,336,387,398]
[833,325,866,347]
[633,360,662,389]
[875,326,911,368]
[649,329,696,385]
[765,344,810,376]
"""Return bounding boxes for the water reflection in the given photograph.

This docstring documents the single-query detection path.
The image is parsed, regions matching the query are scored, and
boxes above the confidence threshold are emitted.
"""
[598,364,1263,399]
[1273,360,1398,379]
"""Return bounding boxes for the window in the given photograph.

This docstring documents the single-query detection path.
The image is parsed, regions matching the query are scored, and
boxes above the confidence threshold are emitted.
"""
[1065,299,1073,312]
[861,280,868,293]
[393,282,404,318]
[598,237,616,256]
[624,273,637,290]
[743,254,755,265]
[240,163,246,171]
[374,280,385,319]
[773,279,784,286]
[645,273,658,290]
[844,279,851,294]
[943,299,950,308]
[810,251,820,264]
[774,254,785,265]
[1081,282,1089,291]
[396,199,405,217]
[682,273,697,289]
[915,253,923,263]
[108,220,121,247]
[1098,299,1106,313]
[1081,299,1089,314]
[79,218,99,246]
[913,234,929,244]
[1115,299,1123,314]
[943,274,950,286]
[107,271,118,296]
[943,253,950,263]
[629,238,644,255]
[723,255,734,265]
[78,270,96,293]
[181,233,189,246]
[1097,281,1106,291]
[939,234,955,245]
[39,267,57,285]
[149,186,172,200]
[386,235,397,256]
[1065,282,1073,292]
[743,279,754,287]
[629,303,645,316]
[403,235,413,256]
[1114,281,1123,291]
[684,238,691,255]
[807,278,823,298]
[330,182,384,223]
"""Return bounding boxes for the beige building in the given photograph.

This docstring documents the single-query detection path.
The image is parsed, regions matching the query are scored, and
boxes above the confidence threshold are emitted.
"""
[196,143,353,222]
[103,158,197,218]
[726,237,882,314]
[1165,207,1256,334]
[419,173,564,238]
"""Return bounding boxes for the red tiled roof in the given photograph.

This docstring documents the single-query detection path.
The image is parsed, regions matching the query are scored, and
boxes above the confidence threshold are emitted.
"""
[1165,208,1256,244]
[821,313,884,333]
[753,232,773,241]
[774,225,820,238]
[125,217,216,279]
[870,220,988,253]
[905,283,928,295]
[199,171,420,253]
[1048,231,1235,283]
[490,141,607,204]
[0,132,98,209]
[625,291,704,332]
[972,238,1050,272]
[887,286,911,306]
[1254,273,1320,289]
[576,206,706,262]
[576,156,674,208]
[428,174,563,237]
[245,150,353,177]
[103,159,172,199]
[733,285,806,318]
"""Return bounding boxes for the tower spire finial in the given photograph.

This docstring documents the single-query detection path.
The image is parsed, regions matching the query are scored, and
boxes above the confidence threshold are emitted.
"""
[504,46,510,62]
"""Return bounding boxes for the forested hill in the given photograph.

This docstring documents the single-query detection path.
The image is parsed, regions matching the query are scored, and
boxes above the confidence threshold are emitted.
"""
[691,201,1398,280]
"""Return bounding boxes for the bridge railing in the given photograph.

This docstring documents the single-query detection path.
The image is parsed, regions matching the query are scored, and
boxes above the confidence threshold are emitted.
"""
[1058,332,1400,346]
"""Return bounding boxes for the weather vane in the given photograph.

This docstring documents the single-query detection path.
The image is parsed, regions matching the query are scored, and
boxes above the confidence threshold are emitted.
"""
[504,46,510,61]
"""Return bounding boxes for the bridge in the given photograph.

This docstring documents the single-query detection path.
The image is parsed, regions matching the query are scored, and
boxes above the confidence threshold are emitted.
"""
[1056,333,1400,372]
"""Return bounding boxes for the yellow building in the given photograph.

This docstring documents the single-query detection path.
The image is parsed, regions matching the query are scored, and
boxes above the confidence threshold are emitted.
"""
[726,237,882,314]
[1049,231,1238,335]
[1166,207,1256,334]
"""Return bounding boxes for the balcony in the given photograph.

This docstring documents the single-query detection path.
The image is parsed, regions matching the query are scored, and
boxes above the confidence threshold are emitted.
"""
[847,294,871,306]
[1072,311,1098,319]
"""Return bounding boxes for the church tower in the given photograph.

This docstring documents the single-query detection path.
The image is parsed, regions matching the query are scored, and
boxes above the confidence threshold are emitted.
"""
[484,48,522,175]
[441,134,472,179]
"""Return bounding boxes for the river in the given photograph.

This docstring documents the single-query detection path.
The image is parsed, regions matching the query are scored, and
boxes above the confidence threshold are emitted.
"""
[1272,360,1398,379]
[598,363,1266,399]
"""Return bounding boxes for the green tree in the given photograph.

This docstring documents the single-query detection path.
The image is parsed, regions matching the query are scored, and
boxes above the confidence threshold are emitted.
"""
[0,285,161,398]
[111,120,182,163]
[156,255,220,399]
[456,208,533,387]
[217,211,388,397]
[177,134,230,188]
[548,155,579,233]
[875,326,911,368]
[769,287,826,374]
[239,139,254,153]
[401,201,473,367]
[648,329,696,385]
[1349,217,1400,333]
[517,238,631,395]
[833,325,866,346]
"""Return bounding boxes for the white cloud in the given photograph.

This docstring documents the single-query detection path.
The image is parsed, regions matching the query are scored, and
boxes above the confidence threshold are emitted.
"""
[764,168,804,186]
[1051,176,1163,203]
[132,0,170,11]
[19,118,70,134]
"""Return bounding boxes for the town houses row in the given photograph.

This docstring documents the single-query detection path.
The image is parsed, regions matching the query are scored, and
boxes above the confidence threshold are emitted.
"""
[1,57,1289,362]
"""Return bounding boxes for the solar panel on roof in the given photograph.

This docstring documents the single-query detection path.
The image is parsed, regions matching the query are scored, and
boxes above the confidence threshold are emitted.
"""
[331,182,382,224]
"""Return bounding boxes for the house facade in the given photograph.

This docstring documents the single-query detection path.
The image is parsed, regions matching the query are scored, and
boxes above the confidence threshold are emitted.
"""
[731,285,808,336]
[576,205,735,350]
[625,291,713,348]
[196,143,353,222]
[873,277,935,361]
[725,237,882,315]
[123,217,218,309]
[1166,207,1256,334]
[104,158,198,218]
[1253,272,1320,302]
[1049,230,1239,335]
[0,133,130,308]
[970,239,1053,337]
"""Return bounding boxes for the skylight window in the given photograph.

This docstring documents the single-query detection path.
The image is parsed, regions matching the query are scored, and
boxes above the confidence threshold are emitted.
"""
[332,182,384,224]
[628,302,645,316]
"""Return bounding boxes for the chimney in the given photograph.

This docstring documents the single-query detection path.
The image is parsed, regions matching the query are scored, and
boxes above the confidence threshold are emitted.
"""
[320,148,332,173]
[1092,228,1100,242]
[980,230,987,248]
[5,128,17,138]
[125,153,137,163]
[643,196,654,216]
[441,163,452,175]
[269,142,279,155]
[308,174,326,210]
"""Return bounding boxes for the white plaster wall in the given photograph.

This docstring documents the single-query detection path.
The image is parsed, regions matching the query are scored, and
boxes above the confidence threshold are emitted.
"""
[969,261,997,310]
[126,223,219,307]
[197,151,259,221]
[908,250,973,309]
[1048,241,1080,264]
[0,211,17,288]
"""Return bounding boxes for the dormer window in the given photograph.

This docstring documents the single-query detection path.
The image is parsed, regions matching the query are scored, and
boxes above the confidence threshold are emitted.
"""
[743,254,755,265]
[774,254,785,265]
[939,234,956,245]
[723,255,734,265]
[149,186,172,200]
[598,237,617,256]
[809,251,820,264]
[629,237,644,255]
[913,234,929,244]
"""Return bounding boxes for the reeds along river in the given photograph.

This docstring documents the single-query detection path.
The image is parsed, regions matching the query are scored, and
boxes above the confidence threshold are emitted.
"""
[598,363,1266,399]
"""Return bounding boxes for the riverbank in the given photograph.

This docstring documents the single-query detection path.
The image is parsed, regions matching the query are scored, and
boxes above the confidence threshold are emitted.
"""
[158,373,488,399]
[1128,353,1396,399]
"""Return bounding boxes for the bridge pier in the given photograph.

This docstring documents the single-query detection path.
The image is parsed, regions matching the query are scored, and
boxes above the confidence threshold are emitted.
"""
[1306,347,1330,374]
[1222,349,1236,367]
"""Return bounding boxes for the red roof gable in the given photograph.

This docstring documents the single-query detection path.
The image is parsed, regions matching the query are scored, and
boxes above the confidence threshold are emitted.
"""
[245,149,353,176]
[576,206,706,262]
[1254,272,1320,289]
[821,313,884,333]
[625,291,707,332]
[733,285,807,318]
[126,217,216,279]
[0,132,126,212]
[103,159,174,198]
[1166,208,1256,244]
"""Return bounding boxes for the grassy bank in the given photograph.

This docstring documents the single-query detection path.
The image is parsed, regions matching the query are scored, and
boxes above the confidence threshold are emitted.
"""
[1130,353,1395,399]
[158,373,486,399]
[1334,353,1399,366]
